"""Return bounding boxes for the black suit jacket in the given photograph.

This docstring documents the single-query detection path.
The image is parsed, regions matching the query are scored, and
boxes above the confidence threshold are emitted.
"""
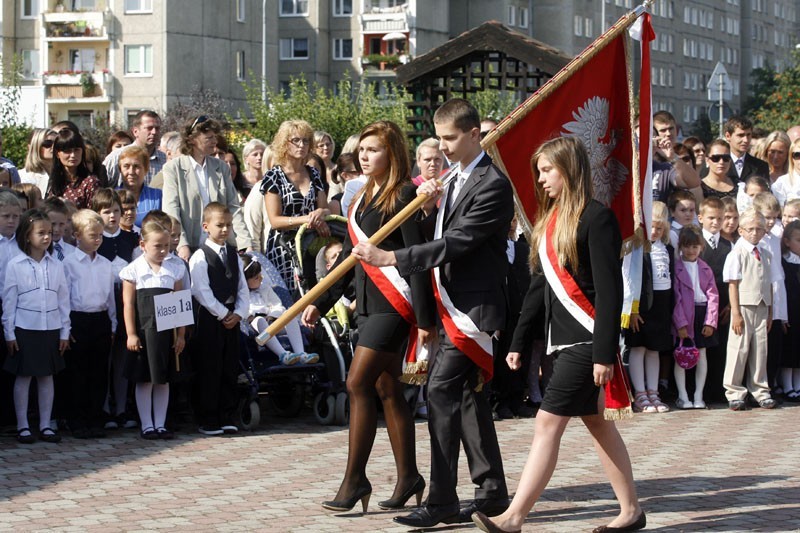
[395,153,514,333]
[315,183,435,328]
[509,201,623,364]
[701,153,769,184]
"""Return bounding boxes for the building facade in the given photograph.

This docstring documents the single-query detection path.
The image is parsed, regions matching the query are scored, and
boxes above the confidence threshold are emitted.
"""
[2,0,797,130]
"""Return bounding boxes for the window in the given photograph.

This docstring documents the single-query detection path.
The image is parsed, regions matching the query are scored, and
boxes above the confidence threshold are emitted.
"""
[333,0,352,16]
[280,38,309,60]
[68,110,94,130]
[73,0,97,9]
[21,0,39,18]
[124,0,153,13]
[236,0,245,22]
[519,7,529,29]
[333,38,353,60]
[574,15,583,36]
[584,17,593,37]
[507,6,515,26]
[280,0,308,16]
[21,50,39,79]
[124,44,153,76]
[236,51,246,80]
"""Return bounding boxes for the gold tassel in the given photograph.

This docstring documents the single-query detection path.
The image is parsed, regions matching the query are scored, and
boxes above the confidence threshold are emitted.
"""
[604,406,634,421]
[399,360,428,385]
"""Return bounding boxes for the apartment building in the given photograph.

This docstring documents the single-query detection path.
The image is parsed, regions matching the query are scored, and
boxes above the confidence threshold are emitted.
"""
[2,0,797,130]
[533,0,799,130]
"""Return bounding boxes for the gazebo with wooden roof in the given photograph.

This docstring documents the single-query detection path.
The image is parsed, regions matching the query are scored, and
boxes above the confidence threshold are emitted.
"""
[396,21,572,142]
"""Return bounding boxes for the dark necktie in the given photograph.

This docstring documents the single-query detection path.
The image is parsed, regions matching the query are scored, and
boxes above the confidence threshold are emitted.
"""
[54,242,64,261]
[753,247,761,261]
[708,235,717,250]
[220,246,232,278]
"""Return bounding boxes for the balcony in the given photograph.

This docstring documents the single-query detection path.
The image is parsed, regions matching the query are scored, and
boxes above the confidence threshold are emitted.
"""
[43,10,112,41]
[43,71,112,103]
[361,4,410,34]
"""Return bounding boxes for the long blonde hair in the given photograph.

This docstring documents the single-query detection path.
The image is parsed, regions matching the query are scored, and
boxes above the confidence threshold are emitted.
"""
[528,137,593,271]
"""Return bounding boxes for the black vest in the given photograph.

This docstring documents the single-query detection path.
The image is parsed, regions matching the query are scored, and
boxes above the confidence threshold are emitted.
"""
[98,229,139,262]
[200,244,239,310]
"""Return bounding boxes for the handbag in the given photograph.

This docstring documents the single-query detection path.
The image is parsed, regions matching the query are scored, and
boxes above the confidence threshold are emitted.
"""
[674,337,700,370]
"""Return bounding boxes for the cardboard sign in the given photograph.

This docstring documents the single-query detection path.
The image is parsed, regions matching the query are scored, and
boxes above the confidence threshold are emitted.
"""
[153,290,194,332]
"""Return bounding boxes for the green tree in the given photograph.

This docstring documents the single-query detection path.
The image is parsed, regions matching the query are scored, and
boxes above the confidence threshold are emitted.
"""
[467,89,521,122]
[743,64,778,116]
[237,73,410,154]
[752,51,800,131]
[0,54,32,167]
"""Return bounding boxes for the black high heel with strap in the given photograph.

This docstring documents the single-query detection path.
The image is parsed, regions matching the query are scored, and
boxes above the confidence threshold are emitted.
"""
[378,475,425,510]
[321,482,372,513]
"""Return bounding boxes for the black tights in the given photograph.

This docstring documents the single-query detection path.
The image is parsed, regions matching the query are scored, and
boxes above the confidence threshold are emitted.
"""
[334,345,420,501]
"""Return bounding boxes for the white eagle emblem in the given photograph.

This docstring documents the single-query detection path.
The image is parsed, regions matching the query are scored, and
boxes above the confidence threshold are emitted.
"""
[562,96,628,206]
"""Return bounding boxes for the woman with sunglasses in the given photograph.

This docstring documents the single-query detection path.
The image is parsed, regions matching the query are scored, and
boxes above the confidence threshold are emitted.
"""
[19,129,58,197]
[260,120,330,292]
[773,138,800,206]
[47,128,101,209]
[327,152,359,215]
[683,136,707,171]
[162,115,253,261]
[701,139,738,201]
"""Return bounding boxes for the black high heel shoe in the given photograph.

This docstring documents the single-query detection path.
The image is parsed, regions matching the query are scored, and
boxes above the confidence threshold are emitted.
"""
[321,482,372,513]
[378,475,425,510]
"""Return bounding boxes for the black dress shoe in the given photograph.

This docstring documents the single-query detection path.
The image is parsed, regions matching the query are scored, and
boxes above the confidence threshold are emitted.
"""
[321,482,372,513]
[592,511,646,532]
[378,475,425,509]
[457,497,509,523]
[393,503,460,528]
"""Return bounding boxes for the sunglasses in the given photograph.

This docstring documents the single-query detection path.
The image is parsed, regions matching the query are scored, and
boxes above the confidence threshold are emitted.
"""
[42,139,55,149]
[191,115,209,131]
[708,154,731,163]
[289,137,311,147]
[792,152,800,160]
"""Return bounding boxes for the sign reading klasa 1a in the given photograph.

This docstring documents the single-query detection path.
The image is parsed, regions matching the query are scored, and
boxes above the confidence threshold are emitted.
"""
[154,289,194,332]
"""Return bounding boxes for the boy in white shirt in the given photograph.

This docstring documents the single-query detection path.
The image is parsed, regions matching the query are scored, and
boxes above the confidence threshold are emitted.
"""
[42,197,76,261]
[0,190,22,426]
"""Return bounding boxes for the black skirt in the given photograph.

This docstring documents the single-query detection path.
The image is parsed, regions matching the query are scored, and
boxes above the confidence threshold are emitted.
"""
[540,343,600,417]
[625,289,673,352]
[692,303,718,349]
[355,313,411,353]
[124,287,175,385]
[2,328,64,377]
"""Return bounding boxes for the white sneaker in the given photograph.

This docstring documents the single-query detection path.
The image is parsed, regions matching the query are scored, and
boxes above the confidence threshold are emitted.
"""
[299,352,319,364]
[280,352,301,365]
[693,400,707,409]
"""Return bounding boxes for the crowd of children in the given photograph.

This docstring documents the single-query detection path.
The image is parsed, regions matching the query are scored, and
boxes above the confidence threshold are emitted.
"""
[627,182,800,413]
[0,187,319,444]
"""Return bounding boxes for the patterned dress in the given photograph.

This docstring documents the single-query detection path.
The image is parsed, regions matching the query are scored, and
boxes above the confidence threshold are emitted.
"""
[260,165,325,291]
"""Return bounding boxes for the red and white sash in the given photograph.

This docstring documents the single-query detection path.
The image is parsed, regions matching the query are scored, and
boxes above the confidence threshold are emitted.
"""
[348,195,427,383]
[431,183,495,383]
[538,210,632,420]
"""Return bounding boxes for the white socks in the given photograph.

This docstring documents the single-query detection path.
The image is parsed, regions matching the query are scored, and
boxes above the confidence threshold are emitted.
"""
[13,376,55,432]
[136,382,170,430]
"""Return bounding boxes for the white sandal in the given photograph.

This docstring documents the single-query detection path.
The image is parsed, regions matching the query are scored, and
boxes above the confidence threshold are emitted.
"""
[634,391,657,413]
[647,390,670,412]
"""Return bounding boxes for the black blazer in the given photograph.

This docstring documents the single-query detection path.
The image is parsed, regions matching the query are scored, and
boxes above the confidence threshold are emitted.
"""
[510,201,623,364]
[315,183,435,328]
[395,153,514,333]
[700,153,769,183]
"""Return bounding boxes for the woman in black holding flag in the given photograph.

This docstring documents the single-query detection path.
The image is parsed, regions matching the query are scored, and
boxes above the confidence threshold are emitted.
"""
[301,121,436,514]
[472,137,644,533]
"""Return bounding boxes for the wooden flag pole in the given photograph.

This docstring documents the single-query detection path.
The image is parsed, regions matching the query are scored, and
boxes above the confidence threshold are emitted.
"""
[481,1,652,150]
[257,168,458,346]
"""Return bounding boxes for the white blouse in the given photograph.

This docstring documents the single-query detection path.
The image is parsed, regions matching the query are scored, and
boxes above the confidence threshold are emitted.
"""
[248,284,285,319]
[650,240,671,291]
[2,253,70,341]
[119,255,186,290]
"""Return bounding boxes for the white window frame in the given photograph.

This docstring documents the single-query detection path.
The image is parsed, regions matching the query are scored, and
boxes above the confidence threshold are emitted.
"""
[124,0,153,14]
[21,49,39,80]
[333,0,352,17]
[124,44,153,77]
[332,38,353,61]
[518,7,529,29]
[507,5,515,26]
[236,0,246,22]
[236,50,246,80]
[280,0,308,17]
[574,15,583,37]
[279,38,309,60]
[21,0,39,19]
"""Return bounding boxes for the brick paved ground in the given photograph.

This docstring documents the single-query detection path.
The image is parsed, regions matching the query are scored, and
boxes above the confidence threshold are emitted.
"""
[1,400,799,532]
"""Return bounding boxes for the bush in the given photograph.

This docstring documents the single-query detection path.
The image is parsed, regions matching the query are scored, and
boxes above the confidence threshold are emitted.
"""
[0,125,32,168]
[237,73,410,156]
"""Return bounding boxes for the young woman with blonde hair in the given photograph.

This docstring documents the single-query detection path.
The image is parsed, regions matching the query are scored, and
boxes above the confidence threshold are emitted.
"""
[473,136,644,533]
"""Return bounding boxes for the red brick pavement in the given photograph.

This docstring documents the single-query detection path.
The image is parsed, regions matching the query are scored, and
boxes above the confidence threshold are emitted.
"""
[1,401,799,531]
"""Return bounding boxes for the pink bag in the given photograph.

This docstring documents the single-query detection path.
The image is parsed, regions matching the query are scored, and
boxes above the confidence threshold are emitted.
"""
[674,338,700,370]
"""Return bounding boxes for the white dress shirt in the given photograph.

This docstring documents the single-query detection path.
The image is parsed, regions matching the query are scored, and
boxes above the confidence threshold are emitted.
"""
[193,158,210,208]
[119,255,186,290]
[189,239,249,320]
[0,234,21,295]
[2,253,70,341]
[762,232,787,320]
[63,249,117,331]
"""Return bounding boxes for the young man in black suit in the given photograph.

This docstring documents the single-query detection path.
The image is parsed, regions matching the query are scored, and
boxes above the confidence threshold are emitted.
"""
[353,98,512,528]
[701,115,770,183]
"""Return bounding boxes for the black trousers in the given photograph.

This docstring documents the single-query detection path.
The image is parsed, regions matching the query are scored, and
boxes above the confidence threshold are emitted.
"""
[426,330,508,505]
[63,311,112,429]
[191,307,239,428]
[767,320,783,390]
